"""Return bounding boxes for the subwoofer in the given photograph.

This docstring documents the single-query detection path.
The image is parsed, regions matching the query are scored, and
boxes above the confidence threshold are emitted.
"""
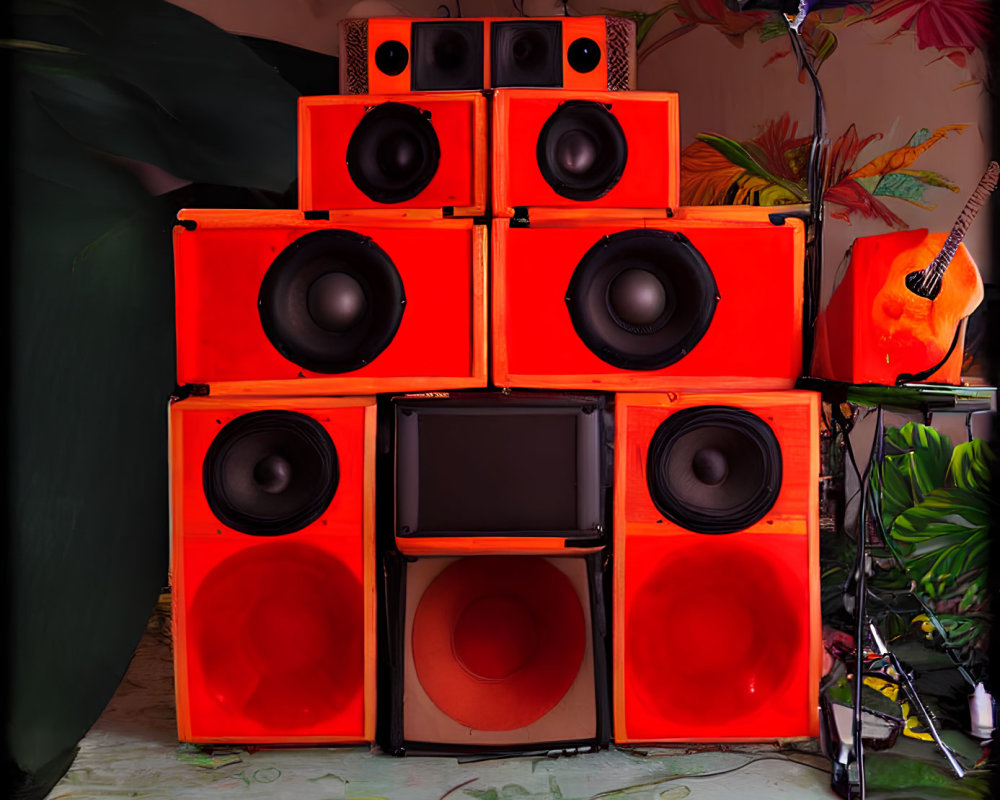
[173,209,487,395]
[492,90,679,216]
[170,394,376,743]
[613,390,821,742]
[298,93,487,215]
[492,213,804,390]
[393,392,609,555]
[339,16,636,94]
[385,552,609,754]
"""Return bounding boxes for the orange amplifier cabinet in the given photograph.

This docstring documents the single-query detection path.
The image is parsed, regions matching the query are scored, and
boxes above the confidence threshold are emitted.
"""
[339,16,636,94]
[298,92,487,215]
[613,391,821,742]
[811,228,983,386]
[170,394,376,743]
[492,213,804,391]
[173,209,487,395]
[492,89,679,217]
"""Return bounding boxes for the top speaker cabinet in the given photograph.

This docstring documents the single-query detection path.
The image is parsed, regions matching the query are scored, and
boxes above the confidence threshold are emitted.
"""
[339,16,636,94]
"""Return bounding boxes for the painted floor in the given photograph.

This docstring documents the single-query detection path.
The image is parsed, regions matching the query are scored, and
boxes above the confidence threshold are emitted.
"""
[45,597,839,800]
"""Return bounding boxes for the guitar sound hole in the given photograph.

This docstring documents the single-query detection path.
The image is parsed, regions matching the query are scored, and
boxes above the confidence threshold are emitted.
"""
[905,270,941,301]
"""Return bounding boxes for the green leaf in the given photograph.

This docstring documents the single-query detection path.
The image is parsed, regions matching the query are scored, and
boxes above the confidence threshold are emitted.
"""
[873,171,945,204]
[696,133,809,201]
[947,439,995,492]
[876,423,953,528]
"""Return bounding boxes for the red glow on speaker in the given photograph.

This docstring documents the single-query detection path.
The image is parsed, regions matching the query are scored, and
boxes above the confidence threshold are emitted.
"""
[411,556,586,731]
[191,542,364,731]
[627,541,802,724]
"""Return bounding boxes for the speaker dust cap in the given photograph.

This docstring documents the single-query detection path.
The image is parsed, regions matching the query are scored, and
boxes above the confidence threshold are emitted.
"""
[346,101,441,204]
[203,410,339,536]
[412,556,586,731]
[646,406,782,534]
[566,229,718,370]
[258,228,406,374]
[537,100,627,201]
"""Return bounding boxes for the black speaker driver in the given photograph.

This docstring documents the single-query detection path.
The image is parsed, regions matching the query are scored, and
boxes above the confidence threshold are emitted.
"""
[491,20,562,88]
[565,229,719,370]
[203,410,339,536]
[411,20,484,91]
[258,229,406,374]
[346,102,440,204]
[536,101,627,201]
[646,406,782,534]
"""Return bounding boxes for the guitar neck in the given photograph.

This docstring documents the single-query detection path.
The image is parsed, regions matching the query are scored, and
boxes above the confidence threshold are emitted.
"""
[923,161,999,284]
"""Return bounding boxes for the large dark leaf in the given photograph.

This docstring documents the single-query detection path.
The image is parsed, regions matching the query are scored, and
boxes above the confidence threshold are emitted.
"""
[11,0,300,191]
[877,423,953,529]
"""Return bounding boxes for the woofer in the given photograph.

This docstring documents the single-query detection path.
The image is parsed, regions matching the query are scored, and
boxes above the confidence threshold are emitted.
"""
[258,229,406,374]
[565,229,718,370]
[537,101,627,200]
[202,410,339,536]
[492,21,561,87]
[646,406,782,534]
[346,102,440,204]
[411,21,484,91]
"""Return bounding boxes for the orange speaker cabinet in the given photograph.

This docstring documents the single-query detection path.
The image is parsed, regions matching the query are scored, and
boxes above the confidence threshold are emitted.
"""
[492,214,804,391]
[298,93,487,215]
[612,390,821,742]
[170,394,376,743]
[174,209,487,395]
[810,228,983,386]
[392,392,610,556]
[339,16,636,95]
[492,90,679,217]
[385,551,610,754]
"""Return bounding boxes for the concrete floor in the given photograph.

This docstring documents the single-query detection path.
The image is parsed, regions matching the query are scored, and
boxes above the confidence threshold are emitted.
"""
[45,596,839,800]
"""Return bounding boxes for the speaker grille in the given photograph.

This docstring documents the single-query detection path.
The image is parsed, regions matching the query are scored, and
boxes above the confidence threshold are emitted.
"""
[491,20,562,88]
[604,16,636,91]
[341,18,369,94]
[646,406,782,534]
[411,20,484,91]
[202,410,339,536]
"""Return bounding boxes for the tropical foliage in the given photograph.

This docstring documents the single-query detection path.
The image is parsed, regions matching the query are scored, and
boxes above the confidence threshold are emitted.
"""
[680,113,964,225]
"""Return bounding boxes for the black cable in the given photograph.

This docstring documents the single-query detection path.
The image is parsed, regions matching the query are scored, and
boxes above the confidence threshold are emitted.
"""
[783,14,827,370]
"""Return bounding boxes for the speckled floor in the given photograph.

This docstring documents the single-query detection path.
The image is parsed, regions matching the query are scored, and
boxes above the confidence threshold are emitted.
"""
[45,597,838,800]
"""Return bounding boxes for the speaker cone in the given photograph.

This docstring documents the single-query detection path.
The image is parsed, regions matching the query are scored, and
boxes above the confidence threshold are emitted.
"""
[203,410,339,536]
[492,21,562,88]
[191,541,364,728]
[346,102,440,204]
[537,101,627,201]
[374,39,409,76]
[646,406,782,534]
[567,37,601,73]
[565,229,718,370]
[411,556,586,731]
[258,229,405,374]
[411,21,484,91]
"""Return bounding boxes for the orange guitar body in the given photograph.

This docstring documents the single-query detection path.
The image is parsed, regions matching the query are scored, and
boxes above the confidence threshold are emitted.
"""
[811,229,984,385]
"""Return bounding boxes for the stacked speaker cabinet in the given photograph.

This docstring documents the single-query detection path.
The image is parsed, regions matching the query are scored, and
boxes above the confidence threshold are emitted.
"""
[339,16,637,94]
[174,209,487,396]
[613,391,821,742]
[170,395,377,743]
[385,393,612,754]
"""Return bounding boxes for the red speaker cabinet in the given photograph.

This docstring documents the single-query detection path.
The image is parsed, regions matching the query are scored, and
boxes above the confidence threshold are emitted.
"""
[174,209,487,395]
[492,213,804,391]
[613,391,821,742]
[810,228,983,386]
[339,16,636,95]
[392,392,609,556]
[385,551,610,754]
[298,93,487,216]
[170,394,376,743]
[492,89,679,217]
